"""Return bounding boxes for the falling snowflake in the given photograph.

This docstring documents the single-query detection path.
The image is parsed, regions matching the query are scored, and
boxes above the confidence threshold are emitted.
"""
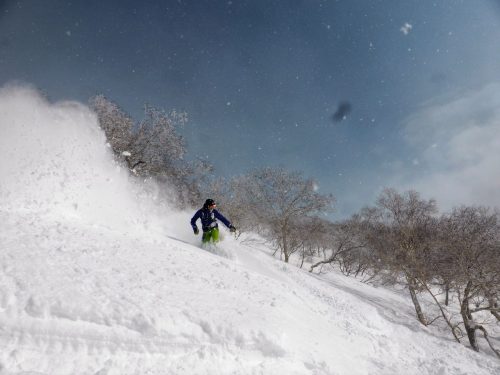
[400,22,412,35]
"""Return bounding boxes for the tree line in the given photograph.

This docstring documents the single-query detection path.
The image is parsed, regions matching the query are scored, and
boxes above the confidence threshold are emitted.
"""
[90,95,499,358]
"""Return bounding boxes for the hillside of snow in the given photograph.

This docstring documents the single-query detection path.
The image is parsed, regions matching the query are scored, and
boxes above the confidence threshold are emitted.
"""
[0,85,499,375]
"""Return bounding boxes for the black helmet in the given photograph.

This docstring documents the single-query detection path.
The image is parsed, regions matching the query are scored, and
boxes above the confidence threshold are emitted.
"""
[204,198,216,208]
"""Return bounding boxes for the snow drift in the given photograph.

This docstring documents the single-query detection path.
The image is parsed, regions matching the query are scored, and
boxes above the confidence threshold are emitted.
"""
[0,84,193,241]
[0,84,142,228]
[0,84,498,374]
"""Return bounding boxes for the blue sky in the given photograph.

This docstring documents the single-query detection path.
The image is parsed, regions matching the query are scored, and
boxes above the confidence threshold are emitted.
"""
[1,0,500,217]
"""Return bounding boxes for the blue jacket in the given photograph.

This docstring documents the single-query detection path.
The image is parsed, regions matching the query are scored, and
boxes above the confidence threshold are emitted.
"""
[191,208,231,232]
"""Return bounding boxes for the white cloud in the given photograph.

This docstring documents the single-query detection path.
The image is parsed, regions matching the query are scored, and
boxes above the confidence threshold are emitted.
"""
[396,83,500,210]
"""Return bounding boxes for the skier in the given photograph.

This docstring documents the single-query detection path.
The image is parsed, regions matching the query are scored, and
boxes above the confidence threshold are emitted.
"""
[190,199,236,244]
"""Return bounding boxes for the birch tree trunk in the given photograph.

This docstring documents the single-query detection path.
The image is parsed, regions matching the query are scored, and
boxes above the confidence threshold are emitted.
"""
[406,274,427,325]
[460,281,479,352]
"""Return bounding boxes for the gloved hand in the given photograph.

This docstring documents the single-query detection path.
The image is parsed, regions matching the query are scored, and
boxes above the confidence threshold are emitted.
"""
[193,227,199,235]
[229,225,236,233]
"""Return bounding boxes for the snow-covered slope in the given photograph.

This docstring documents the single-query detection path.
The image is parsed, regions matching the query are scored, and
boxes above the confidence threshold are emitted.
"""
[0,85,499,375]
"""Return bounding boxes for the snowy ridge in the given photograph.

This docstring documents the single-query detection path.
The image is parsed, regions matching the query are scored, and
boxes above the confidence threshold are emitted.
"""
[0,85,499,374]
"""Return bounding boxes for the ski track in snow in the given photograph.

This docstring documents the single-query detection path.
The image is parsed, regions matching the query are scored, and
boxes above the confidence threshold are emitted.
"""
[1,211,498,375]
[0,212,336,374]
[235,243,500,375]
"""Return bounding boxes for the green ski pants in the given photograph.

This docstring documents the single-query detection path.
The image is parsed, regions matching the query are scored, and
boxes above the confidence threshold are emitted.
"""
[202,227,219,243]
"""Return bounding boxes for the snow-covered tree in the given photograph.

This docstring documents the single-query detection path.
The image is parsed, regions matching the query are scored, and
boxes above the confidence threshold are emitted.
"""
[437,206,500,356]
[309,214,371,277]
[89,94,133,158]
[90,95,209,207]
[230,167,335,263]
[362,188,439,326]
